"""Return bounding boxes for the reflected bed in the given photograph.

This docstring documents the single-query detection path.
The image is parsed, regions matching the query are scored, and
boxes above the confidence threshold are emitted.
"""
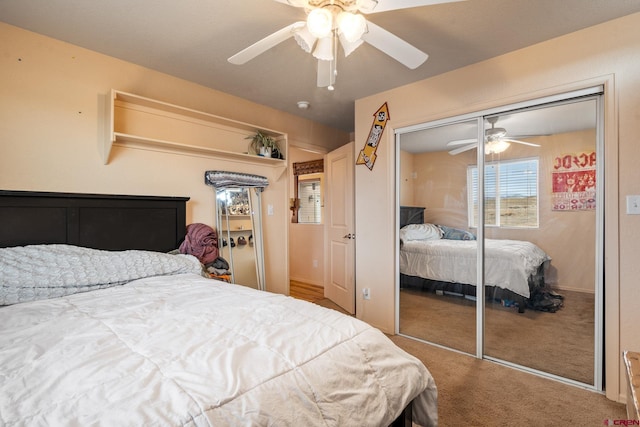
[399,207,550,313]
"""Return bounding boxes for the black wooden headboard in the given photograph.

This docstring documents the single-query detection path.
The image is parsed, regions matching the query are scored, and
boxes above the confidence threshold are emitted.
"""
[0,190,189,252]
[399,206,425,229]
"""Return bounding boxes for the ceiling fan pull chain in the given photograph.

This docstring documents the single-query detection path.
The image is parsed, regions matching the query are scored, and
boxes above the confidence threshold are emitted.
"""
[328,30,338,90]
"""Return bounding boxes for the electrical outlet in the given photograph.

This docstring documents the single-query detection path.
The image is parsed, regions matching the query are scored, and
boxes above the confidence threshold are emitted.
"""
[267,204,274,216]
[312,259,318,268]
[363,288,371,300]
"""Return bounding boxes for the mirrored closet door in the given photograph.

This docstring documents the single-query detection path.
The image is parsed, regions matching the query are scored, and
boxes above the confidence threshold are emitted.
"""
[482,98,599,386]
[398,119,479,354]
[397,88,602,388]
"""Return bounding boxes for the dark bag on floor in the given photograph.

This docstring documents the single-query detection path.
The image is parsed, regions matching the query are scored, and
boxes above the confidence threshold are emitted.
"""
[528,288,564,312]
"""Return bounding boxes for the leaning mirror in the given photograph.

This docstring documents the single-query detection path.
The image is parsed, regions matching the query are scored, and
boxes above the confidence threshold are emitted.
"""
[205,171,268,291]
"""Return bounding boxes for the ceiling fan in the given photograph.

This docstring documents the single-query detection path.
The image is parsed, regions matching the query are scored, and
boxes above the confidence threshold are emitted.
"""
[227,0,464,90]
[447,117,541,155]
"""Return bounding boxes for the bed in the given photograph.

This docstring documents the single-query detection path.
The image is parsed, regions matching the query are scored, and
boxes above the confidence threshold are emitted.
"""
[399,207,550,313]
[0,190,437,427]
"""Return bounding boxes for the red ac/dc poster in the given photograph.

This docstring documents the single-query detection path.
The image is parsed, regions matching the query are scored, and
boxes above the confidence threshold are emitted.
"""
[552,151,596,211]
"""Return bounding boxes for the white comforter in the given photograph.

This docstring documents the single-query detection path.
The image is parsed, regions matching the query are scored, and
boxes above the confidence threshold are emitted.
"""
[0,274,437,426]
[400,238,550,298]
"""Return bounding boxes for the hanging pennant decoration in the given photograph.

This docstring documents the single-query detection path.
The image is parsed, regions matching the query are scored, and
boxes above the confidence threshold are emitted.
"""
[356,102,390,170]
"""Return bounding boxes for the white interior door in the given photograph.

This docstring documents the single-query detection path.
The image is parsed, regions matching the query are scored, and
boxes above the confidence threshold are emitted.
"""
[324,142,355,314]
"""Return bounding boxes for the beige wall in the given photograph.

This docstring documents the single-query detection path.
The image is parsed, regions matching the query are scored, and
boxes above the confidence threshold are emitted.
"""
[288,146,327,287]
[410,150,472,229]
[398,149,415,206]
[355,13,640,402]
[0,22,350,296]
[402,129,596,293]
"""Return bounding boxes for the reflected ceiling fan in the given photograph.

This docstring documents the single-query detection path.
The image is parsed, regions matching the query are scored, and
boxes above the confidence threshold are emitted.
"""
[228,0,464,90]
[447,117,541,155]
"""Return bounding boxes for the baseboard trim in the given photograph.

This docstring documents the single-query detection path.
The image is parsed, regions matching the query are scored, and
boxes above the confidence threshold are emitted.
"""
[553,286,595,294]
[290,277,324,288]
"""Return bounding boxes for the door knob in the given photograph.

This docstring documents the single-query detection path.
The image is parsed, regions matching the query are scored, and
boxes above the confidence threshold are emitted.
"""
[343,233,355,239]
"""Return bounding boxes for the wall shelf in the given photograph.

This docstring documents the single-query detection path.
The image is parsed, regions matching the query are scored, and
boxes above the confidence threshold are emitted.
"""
[102,90,287,169]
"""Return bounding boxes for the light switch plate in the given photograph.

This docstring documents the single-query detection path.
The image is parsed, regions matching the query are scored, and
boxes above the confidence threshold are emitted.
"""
[627,195,640,214]
[267,204,274,216]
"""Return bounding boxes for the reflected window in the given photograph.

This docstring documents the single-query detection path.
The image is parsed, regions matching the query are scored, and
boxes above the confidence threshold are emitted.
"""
[468,158,539,228]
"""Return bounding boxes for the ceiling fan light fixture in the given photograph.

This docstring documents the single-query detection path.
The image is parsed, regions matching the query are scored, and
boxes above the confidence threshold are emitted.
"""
[293,25,317,53]
[338,32,364,56]
[337,11,367,43]
[485,140,510,155]
[307,8,333,38]
[486,128,507,141]
[313,36,334,60]
[229,0,437,92]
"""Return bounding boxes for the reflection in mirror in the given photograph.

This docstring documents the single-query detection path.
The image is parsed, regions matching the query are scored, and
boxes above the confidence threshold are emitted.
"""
[482,100,598,386]
[398,94,601,387]
[398,119,478,355]
[205,171,268,291]
[216,188,263,289]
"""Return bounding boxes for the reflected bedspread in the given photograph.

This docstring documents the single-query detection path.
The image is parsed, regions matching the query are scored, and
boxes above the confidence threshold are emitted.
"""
[400,238,550,298]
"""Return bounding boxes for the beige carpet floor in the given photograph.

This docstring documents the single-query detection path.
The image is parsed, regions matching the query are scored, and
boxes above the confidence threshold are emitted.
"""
[313,296,623,426]
[399,288,595,384]
[389,335,625,426]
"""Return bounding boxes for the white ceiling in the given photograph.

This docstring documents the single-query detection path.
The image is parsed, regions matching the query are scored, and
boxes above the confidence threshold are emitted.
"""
[2,0,640,133]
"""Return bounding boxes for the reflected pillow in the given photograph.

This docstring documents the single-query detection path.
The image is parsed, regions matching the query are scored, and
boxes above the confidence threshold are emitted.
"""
[438,225,476,240]
[400,223,443,242]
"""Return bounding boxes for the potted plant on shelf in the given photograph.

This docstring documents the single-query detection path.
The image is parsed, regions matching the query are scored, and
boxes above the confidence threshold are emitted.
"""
[247,131,280,158]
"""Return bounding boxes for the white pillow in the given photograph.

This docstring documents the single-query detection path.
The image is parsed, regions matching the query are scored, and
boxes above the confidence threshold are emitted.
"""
[400,223,443,242]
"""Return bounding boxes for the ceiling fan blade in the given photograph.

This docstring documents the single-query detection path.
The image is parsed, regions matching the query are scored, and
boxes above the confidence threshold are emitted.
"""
[228,21,305,65]
[502,138,541,147]
[361,21,428,69]
[449,144,477,155]
[447,138,477,147]
[317,59,335,88]
[360,0,466,14]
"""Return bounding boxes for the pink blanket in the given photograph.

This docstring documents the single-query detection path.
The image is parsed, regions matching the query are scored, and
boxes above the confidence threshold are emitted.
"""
[179,223,218,265]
